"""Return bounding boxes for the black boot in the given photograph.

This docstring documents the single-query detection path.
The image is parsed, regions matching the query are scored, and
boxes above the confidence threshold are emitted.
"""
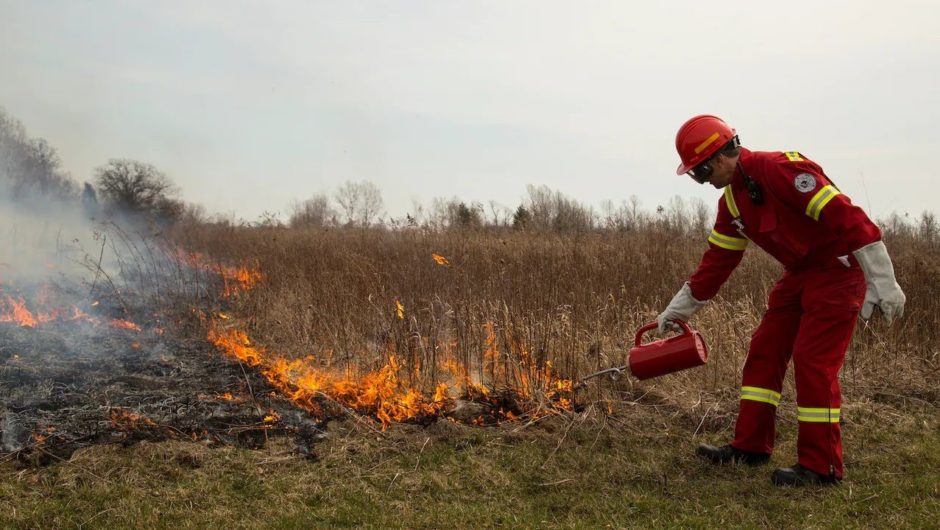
[696,443,770,466]
[771,464,841,487]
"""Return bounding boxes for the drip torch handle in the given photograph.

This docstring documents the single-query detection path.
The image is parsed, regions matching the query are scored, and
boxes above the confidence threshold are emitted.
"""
[635,320,691,346]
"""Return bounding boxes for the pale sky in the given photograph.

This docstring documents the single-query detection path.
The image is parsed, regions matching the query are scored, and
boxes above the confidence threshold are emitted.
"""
[2,1,938,222]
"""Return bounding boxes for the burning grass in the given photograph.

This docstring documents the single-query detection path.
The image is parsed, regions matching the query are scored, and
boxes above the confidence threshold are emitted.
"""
[174,223,940,427]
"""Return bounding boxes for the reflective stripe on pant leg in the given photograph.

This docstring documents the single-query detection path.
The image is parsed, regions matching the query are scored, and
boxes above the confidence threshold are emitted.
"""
[792,266,865,479]
[797,407,840,423]
[741,386,782,407]
[733,273,801,455]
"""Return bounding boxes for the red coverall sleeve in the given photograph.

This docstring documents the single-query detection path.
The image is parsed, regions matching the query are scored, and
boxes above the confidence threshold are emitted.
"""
[687,196,747,301]
[764,152,881,252]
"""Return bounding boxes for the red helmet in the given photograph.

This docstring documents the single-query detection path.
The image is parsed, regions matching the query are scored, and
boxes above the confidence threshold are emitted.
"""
[675,115,736,175]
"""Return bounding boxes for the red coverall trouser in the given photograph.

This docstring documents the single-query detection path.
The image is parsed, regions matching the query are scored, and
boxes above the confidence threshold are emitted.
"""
[731,263,866,478]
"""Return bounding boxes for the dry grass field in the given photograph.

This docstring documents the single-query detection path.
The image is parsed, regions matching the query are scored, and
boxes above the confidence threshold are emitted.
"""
[2,219,938,528]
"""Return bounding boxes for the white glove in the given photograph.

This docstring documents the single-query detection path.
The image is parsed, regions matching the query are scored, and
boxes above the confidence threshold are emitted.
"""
[656,282,706,333]
[852,241,906,324]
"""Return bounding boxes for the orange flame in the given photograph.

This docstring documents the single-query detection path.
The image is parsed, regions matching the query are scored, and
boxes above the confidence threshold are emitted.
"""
[207,324,450,430]
[0,285,104,328]
[207,317,575,429]
[431,253,450,266]
[0,295,38,327]
[111,319,142,332]
[221,265,263,297]
[172,250,262,298]
[110,408,157,430]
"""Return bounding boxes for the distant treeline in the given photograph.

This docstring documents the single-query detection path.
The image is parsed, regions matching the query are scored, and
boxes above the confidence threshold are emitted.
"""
[2,106,938,241]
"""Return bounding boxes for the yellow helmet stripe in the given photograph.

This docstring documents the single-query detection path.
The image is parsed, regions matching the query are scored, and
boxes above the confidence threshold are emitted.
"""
[708,230,748,251]
[694,132,721,154]
[805,185,841,221]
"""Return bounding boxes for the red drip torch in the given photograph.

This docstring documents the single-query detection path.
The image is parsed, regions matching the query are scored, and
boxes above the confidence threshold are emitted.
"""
[576,321,708,388]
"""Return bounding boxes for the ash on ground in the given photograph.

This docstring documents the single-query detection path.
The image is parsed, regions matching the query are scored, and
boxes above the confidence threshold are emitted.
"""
[0,307,327,467]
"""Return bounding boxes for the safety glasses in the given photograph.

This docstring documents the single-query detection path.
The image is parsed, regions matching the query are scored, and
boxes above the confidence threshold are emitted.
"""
[687,159,714,184]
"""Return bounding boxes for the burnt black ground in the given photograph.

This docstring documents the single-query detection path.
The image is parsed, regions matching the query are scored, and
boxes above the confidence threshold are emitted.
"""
[0,313,327,466]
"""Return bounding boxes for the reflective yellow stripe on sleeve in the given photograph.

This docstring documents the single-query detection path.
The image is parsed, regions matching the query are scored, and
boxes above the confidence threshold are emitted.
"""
[723,186,740,218]
[740,386,781,407]
[797,406,841,423]
[708,229,748,251]
[805,185,841,221]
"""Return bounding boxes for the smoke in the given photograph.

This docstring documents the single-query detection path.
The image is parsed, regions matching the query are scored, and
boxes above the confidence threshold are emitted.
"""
[0,108,99,286]
[0,186,100,286]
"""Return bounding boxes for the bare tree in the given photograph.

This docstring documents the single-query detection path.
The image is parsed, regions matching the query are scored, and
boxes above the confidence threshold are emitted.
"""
[0,108,77,200]
[690,197,713,237]
[289,193,336,228]
[628,194,642,228]
[429,197,484,230]
[335,180,384,226]
[487,200,511,226]
[94,159,179,219]
[523,184,593,232]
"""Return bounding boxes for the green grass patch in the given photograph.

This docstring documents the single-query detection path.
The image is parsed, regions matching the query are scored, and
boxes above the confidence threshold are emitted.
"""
[1,401,937,529]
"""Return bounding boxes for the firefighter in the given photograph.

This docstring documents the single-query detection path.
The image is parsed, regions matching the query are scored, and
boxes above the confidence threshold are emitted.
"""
[657,115,905,486]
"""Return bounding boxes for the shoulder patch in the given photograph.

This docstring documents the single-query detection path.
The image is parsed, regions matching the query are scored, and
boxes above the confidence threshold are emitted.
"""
[784,151,804,162]
[794,173,817,193]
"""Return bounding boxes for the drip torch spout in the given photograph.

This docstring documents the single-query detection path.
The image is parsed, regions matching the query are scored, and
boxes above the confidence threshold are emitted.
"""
[573,365,628,391]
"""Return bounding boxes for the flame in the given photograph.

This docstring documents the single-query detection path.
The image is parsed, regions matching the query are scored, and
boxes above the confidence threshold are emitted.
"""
[0,285,102,328]
[172,250,262,298]
[1,294,38,327]
[110,408,157,430]
[207,324,450,430]
[207,317,574,429]
[221,265,263,297]
[111,319,142,332]
[191,245,573,429]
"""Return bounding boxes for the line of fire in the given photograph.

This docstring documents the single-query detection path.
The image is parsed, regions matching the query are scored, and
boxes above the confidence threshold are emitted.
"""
[0,232,579,466]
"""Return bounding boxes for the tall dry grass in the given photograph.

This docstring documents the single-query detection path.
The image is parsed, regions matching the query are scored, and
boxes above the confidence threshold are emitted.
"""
[172,221,940,412]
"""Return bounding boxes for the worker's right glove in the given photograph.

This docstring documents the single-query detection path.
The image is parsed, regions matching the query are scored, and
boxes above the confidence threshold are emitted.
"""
[656,282,706,333]
[852,240,906,324]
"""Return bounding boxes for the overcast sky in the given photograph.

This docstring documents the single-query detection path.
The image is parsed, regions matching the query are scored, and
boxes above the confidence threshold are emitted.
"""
[1,1,937,222]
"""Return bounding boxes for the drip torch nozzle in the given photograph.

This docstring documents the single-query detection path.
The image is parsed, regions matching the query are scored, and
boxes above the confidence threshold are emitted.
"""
[573,365,628,391]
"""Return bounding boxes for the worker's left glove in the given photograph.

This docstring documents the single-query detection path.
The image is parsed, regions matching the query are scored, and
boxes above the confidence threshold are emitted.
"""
[852,241,906,324]
[656,282,706,333]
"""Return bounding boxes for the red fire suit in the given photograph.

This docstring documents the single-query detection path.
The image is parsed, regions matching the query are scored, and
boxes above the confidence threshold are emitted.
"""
[687,147,881,478]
